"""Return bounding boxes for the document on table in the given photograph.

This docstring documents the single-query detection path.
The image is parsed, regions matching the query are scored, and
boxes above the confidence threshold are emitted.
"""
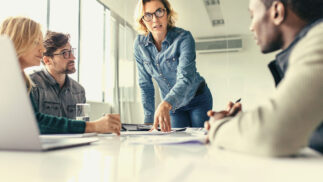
[125,135,207,145]
[185,128,208,135]
[121,131,174,136]
[98,130,175,137]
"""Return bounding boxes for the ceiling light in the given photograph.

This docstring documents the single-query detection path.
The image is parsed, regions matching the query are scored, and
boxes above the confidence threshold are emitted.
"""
[203,0,225,26]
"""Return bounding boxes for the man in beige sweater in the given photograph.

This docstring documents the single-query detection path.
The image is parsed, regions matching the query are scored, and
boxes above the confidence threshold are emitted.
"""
[207,0,323,156]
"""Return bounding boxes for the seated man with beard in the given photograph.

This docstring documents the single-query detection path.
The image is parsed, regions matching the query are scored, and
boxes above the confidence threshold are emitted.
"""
[30,31,85,119]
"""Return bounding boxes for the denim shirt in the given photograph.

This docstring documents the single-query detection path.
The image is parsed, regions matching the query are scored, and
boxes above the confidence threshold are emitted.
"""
[134,27,205,123]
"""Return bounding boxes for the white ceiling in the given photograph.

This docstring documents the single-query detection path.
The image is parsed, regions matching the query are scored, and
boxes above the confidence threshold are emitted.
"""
[171,0,252,38]
[101,0,252,38]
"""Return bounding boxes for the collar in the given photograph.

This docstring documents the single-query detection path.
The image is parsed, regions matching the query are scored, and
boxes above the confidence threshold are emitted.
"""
[42,67,70,88]
[144,32,154,46]
[144,27,177,47]
[275,18,323,73]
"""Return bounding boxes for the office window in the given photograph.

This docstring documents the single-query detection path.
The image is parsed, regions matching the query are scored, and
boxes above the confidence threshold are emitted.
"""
[79,0,105,102]
[104,12,115,104]
[48,0,80,81]
[118,24,135,102]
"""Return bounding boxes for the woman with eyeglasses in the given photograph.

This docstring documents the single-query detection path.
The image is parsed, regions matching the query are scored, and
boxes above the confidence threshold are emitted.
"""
[134,0,213,132]
[0,16,121,134]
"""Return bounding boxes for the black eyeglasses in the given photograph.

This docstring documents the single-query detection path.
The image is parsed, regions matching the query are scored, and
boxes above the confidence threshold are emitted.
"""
[142,8,166,22]
[53,48,75,59]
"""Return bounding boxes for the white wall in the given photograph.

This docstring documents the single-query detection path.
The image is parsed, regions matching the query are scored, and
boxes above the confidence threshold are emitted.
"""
[99,0,136,26]
[128,34,277,123]
[196,35,277,111]
[98,0,279,121]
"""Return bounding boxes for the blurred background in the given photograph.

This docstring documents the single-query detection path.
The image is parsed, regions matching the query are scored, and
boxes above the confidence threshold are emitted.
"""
[0,0,276,123]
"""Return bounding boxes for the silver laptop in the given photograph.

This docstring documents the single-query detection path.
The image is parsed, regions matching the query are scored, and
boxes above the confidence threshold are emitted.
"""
[0,36,98,151]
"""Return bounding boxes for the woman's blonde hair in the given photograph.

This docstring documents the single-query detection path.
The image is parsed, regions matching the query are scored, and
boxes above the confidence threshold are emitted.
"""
[0,16,42,92]
[134,0,177,35]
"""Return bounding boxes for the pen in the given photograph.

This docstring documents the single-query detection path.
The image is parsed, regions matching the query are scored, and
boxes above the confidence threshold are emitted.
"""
[235,98,241,103]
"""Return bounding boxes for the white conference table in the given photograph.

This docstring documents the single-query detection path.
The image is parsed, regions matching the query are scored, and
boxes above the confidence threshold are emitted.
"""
[0,131,323,182]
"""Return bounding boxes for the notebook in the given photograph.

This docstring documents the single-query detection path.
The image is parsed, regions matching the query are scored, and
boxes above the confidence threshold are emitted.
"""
[0,36,98,151]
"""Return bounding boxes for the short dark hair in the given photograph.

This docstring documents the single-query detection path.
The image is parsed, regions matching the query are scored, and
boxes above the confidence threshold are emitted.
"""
[43,31,70,57]
[261,0,323,23]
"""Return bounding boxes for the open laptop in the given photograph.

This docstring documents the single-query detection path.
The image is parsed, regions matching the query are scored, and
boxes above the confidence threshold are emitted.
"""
[0,36,98,151]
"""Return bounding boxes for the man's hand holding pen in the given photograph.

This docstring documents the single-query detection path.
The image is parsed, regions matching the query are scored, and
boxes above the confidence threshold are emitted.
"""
[204,99,242,143]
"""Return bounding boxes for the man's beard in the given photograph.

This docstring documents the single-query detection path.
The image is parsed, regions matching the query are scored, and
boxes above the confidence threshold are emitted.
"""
[64,67,76,74]
[261,32,283,54]
[64,61,76,74]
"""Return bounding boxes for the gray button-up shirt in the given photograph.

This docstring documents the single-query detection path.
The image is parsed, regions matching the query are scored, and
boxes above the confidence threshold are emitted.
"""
[30,68,86,119]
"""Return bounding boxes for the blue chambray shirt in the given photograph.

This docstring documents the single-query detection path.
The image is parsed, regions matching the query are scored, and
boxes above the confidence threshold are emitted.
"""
[134,27,205,123]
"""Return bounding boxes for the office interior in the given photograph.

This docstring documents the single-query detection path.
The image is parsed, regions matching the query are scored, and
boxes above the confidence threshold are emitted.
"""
[2,0,321,182]
[0,0,277,122]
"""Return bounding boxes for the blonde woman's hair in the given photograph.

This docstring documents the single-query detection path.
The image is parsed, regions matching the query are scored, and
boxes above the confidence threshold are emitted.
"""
[134,0,177,35]
[0,16,42,92]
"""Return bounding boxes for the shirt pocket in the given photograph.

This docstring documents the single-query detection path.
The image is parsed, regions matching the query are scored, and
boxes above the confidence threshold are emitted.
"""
[165,56,179,72]
[70,90,85,102]
[42,101,61,116]
[67,105,76,119]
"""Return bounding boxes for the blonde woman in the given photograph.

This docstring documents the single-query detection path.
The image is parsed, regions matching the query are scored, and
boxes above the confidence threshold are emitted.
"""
[134,0,213,132]
[0,17,121,134]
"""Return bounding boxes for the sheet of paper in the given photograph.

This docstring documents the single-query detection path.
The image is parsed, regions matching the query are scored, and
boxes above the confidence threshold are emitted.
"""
[121,131,174,136]
[184,128,207,135]
[97,131,174,137]
[125,135,207,145]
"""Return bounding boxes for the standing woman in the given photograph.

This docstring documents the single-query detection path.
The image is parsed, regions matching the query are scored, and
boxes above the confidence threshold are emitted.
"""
[134,0,213,132]
[0,16,121,134]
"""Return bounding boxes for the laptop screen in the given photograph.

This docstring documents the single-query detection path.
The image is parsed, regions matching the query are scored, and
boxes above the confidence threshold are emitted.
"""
[0,36,42,151]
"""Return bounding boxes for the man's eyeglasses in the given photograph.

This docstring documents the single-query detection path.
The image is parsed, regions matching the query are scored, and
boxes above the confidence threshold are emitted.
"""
[142,8,166,22]
[53,48,75,59]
